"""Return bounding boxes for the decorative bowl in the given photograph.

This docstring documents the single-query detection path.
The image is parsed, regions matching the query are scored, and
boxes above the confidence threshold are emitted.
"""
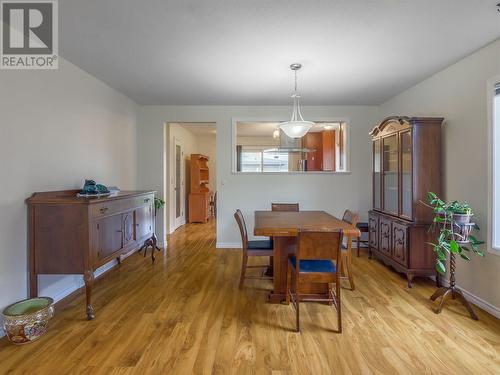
[2,297,55,345]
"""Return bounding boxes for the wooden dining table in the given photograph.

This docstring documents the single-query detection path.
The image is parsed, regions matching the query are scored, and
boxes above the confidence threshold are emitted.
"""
[254,210,361,303]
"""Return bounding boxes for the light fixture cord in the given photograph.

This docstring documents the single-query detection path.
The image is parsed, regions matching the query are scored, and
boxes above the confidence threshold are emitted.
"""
[294,69,298,92]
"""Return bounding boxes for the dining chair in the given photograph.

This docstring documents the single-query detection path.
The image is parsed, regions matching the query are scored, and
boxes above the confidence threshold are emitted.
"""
[341,210,359,290]
[234,209,274,289]
[285,229,343,333]
[271,203,299,212]
[355,222,369,257]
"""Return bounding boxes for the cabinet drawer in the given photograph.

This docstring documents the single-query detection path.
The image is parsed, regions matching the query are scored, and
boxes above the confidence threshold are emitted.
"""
[91,195,153,218]
[379,218,392,256]
[392,222,409,267]
[368,214,379,249]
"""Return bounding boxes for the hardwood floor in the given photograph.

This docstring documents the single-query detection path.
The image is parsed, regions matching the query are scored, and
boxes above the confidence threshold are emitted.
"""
[1,220,499,374]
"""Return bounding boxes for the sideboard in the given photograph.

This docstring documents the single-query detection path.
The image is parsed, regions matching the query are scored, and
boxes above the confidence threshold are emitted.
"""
[27,190,156,320]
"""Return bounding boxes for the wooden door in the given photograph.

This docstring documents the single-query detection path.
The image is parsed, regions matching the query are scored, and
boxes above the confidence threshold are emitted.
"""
[321,130,335,171]
[135,205,153,240]
[122,212,134,247]
[303,132,322,171]
[392,222,408,266]
[97,215,123,260]
[379,218,392,256]
[368,214,379,249]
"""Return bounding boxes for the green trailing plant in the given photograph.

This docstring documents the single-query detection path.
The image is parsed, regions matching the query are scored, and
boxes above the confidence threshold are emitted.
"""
[154,197,165,216]
[427,192,484,275]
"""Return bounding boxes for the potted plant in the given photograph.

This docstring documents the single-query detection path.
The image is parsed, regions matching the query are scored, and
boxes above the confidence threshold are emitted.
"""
[154,197,165,216]
[426,192,484,320]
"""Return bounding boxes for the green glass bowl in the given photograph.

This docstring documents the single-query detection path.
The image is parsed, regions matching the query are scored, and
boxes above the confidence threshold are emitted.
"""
[2,297,55,345]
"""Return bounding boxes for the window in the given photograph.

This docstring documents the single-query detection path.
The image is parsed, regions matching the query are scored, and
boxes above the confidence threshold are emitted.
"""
[239,147,290,172]
[492,82,500,251]
[234,121,349,173]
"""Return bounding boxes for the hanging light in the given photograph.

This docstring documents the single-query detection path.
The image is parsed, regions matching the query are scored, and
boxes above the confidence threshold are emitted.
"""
[279,63,314,138]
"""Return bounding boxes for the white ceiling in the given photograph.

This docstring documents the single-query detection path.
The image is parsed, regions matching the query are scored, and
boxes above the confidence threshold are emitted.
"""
[60,0,500,105]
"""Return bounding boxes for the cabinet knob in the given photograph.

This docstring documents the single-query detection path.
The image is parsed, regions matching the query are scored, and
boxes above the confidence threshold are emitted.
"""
[144,198,151,203]
[99,207,108,214]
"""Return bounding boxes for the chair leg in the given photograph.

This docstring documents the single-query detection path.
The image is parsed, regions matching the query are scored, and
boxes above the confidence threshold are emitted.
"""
[346,241,355,291]
[239,255,248,289]
[295,292,300,333]
[336,280,342,333]
[285,263,292,305]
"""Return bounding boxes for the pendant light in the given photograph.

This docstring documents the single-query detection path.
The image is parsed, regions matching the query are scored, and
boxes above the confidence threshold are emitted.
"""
[279,63,314,138]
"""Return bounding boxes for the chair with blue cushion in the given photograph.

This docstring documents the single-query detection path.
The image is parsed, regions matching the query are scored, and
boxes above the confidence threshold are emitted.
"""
[286,229,343,333]
[234,209,274,289]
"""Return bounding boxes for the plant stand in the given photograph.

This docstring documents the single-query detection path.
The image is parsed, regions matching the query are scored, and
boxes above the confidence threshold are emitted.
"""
[430,253,478,320]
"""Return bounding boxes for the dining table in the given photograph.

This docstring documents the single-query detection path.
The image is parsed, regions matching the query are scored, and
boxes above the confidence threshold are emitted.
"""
[254,210,361,303]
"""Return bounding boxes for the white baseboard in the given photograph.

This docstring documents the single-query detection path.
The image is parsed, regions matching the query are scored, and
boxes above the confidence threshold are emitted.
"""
[216,242,241,249]
[440,279,500,319]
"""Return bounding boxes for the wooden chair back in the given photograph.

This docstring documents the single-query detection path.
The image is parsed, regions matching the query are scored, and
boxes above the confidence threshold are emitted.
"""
[296,230,343,264]
[342,209,359,227]
[271,203,299,212]
[234,209,248,249]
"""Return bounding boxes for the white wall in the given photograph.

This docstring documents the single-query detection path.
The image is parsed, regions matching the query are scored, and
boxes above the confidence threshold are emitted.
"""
[379,39,500,312]
[137,105,378,247]
[0,58,138,330]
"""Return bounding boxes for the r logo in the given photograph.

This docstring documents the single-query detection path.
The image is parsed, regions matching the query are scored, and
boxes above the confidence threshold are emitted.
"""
[2,2,52,53]
[1,1,58,69]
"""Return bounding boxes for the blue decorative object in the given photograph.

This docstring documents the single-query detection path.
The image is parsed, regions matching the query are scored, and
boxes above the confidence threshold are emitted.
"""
[77,180,110,197]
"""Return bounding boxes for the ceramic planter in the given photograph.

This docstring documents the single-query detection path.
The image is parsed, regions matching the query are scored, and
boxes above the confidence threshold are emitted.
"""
[453,213,473,225]
[2,297,54,345]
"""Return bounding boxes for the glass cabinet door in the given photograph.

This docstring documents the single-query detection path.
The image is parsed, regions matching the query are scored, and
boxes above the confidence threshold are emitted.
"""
[373,139,382,210]
[400,130,412,218]
[383,135,399,214]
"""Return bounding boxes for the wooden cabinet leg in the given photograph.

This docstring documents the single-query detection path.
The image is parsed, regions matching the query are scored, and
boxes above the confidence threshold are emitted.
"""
[407,273,414,288]
[84,269,95,320]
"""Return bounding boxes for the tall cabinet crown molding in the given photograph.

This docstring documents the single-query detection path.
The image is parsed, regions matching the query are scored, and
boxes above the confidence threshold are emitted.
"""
[369,116,444,287]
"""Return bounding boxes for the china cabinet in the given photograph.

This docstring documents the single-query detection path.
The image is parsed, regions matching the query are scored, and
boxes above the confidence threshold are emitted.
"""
[369,116,443,287]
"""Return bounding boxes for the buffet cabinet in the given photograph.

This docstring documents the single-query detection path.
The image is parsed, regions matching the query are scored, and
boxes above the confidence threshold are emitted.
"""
[369,116,443,287]
[27,190,155,319]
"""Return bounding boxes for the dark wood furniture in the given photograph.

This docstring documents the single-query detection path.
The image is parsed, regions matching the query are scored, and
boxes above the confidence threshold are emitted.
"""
[189,154,210,223]
[341,210,359,291]
[27,190,156,320]
[356,222,369,257]
[234,210,273,289]
[369,116,443,287]
[286,230,343,332]
[271,203,299,212]
[302,130,336,171]
[254,211,360,303]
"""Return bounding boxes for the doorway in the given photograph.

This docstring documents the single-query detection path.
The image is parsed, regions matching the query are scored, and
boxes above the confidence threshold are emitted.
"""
[167,122,217,234]
[173,137,185,230]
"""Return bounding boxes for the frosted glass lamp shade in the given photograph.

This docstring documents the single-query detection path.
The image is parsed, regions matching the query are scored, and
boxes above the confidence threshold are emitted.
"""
[278,121,314,139]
